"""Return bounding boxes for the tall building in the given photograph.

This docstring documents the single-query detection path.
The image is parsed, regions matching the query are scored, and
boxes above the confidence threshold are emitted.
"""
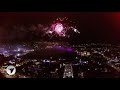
[63,64,74,78]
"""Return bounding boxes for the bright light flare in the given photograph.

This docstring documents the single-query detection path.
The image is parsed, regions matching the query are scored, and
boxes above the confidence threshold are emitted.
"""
[51,23,65,36]
[54,23,64,33]
[73,28,80,33]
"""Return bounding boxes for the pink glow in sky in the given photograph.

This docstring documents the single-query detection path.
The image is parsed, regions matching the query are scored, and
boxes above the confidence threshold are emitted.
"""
[54,23,64,33]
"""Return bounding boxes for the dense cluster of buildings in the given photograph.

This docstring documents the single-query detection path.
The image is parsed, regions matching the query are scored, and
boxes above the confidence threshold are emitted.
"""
[0,42,120,78]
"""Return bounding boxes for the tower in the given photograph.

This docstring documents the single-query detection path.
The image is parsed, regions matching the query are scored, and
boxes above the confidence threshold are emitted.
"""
[63,64,74,78]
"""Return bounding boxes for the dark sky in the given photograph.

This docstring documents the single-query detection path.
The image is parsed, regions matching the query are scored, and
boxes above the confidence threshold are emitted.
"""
[0,12,120,43]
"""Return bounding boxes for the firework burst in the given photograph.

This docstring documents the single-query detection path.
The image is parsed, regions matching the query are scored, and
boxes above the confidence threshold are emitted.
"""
[12,17,80,40]
[44,17,80,38]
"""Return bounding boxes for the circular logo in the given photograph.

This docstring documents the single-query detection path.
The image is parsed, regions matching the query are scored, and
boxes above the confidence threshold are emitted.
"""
[6,65,16,75]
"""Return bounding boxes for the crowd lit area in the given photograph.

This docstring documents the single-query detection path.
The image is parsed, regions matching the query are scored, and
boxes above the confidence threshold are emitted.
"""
[0,42,120,78]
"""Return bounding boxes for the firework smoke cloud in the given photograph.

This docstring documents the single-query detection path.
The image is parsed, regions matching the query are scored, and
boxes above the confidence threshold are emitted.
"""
[12,17,80,40]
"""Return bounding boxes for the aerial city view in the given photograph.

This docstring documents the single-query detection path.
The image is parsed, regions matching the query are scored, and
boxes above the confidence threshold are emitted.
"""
[0,12,120,78]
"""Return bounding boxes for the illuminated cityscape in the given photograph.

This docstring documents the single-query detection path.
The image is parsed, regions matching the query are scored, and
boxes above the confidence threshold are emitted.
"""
[0,12,120,78]
[0,42,120,78]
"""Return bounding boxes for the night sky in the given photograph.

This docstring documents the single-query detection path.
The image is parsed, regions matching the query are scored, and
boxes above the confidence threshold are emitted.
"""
[0,12,120,43]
